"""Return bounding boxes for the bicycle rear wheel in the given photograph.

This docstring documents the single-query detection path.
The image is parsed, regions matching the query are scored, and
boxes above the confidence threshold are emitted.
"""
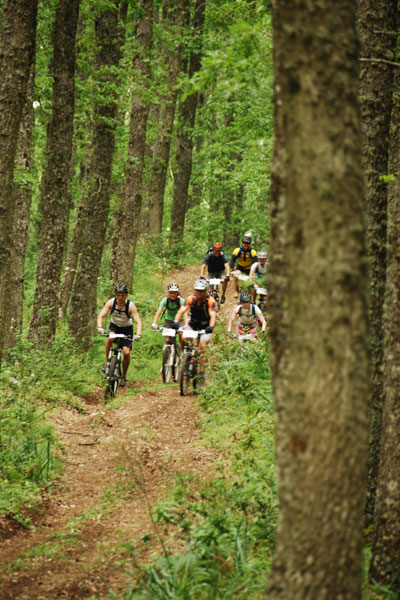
[162,345,173,383]
[180,353,193,396]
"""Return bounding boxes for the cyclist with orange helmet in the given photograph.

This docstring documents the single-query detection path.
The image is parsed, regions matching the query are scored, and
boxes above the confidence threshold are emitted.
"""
[200,242,230,304]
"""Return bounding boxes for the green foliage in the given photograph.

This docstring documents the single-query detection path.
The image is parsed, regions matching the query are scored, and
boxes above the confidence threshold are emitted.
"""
[127,333,276,598]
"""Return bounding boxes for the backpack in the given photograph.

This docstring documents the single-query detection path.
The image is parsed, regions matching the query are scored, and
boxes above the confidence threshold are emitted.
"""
[161,293,182,316]
[238,303,256,317]
[111,297,131,318]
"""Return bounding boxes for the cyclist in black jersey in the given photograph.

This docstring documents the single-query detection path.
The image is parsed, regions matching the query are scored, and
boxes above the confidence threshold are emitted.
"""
[200,242,230,303]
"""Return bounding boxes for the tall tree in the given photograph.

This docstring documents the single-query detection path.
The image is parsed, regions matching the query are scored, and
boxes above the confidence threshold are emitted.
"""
[147,0,187,236]
[29,0,81,345]
[357,0,398,525]
[268,1,369,598]
[69,0,125,344]
[169,0,206,252]
[369,19,400,590]
[0,0,37,361]
[111,0,154,289]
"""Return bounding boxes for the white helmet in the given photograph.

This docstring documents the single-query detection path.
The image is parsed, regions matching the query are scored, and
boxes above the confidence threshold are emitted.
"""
[258,251,267,259]
[194,279,208,291]
[168,283,180,291]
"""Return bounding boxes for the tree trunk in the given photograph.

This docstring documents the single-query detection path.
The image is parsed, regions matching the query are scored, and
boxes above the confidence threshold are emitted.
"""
[169,0,206,252]
[111,0,154,289]
[0,0,37,361]
[268,2,369,598]
[29,0,80,346]
[147,0,187,236]
[69,0,124,345]
[5,63,35,348]
[357,0,398,526]
[370,19,400,589]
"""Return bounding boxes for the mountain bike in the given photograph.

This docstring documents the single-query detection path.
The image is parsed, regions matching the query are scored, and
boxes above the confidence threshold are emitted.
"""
[101,332,132,402]
[158,326,181,383]
[207,277,222,309]
[179,329,207,396]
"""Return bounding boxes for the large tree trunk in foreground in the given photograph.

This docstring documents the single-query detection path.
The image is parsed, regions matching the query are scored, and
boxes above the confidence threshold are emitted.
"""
[268,1,369,598]
[69,0,124,345]
[111,0,154,289]
[29,0,80,345]
[357,0,398,527]
[0,0,37,362]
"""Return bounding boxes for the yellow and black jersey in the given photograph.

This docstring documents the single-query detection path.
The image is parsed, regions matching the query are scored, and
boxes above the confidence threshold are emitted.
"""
[230,246,258,269]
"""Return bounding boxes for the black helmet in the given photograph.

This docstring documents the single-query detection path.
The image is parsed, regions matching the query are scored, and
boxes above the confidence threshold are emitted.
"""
[239,292,251,303]
[242,235,251,244]
[115,283,128,294]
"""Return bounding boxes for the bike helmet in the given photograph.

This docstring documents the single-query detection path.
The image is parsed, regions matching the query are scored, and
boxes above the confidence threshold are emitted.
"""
[115,283,129,294]
[240,292,252,303]
[194,279,208,291]
[168,283,180,292]
[258,251,267,259]
[213,242,223,250]
[242,235,251,244]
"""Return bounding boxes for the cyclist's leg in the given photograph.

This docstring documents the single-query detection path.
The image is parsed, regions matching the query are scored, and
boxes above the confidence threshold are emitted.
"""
[122,346,130,378]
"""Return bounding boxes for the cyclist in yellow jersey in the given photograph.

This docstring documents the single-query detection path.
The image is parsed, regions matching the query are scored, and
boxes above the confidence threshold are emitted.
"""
[230,235,258,297]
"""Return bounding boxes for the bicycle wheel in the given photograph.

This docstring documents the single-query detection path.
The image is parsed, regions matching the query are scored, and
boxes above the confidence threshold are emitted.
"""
[106,355,119,399]
[173,345,181,382]
[180,353,193,396]
[162,345,173,383]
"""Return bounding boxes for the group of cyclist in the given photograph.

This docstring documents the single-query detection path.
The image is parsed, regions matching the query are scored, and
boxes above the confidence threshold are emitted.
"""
[97,235,268,385]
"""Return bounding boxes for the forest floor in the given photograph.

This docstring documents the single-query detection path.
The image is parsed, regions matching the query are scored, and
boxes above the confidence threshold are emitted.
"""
[0,264,238,600]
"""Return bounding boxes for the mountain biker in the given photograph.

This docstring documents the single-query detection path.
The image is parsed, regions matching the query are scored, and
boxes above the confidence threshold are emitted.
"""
[97,284,142,387]
[200,242,230,304]
[249,250,269,302]
[151,283,187,348]
[230,235,258,297]
[227,292,266,338]
[172,278,217,381]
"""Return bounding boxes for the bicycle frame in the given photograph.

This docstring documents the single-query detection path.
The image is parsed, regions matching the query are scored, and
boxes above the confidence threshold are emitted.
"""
[179,329,207,396]
[103,332,132,401]
[207,278,222,305]
[159,327,180,383]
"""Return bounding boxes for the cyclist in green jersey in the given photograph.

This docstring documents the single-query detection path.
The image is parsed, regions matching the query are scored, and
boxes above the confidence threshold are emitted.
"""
[152,283,187,347]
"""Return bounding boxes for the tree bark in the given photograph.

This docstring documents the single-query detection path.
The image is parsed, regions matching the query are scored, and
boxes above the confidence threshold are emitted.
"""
[111,0,154,289]
[5,64,35,348]
[29,0,80,345]
[69,0,124,345]
[147,0,187,236]
[169,0,206,252]
[370,18,400,589]
[357,0,398,526]
[268,2,369,598]
[0,0,37,361]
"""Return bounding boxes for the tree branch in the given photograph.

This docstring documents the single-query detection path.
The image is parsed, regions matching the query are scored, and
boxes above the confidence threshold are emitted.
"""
[359,57,400,69]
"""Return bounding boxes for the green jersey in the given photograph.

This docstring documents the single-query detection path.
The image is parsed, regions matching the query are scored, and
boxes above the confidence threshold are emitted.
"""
[159,296,185,321]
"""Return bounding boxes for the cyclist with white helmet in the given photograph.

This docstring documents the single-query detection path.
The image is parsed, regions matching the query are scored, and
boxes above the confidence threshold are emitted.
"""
[172,279,217,379]
[249,250,269,302]
[152,283,187,347]
[227,292,267,338]
[97,284,142,386]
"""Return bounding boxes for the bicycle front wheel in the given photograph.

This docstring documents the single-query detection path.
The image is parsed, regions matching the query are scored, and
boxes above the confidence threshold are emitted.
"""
[162,345,173,383]
[180,353,193,396]
[106,355,119,399]
[173,345,181,382]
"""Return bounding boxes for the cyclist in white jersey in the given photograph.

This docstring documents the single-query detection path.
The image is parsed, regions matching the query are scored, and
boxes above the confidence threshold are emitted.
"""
[249,250,268,302]
[97,284,142,386]
[227,292,267,338]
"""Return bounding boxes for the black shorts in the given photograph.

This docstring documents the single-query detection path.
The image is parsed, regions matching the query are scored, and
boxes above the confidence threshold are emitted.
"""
[109,323,133,348]
[189,320,209,331]
[237,265,251,275]
[208,271,225,279]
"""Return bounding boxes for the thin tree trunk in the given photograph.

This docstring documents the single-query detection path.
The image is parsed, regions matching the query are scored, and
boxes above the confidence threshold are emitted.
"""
[268,1,369,598]
[147,0,186,236]
[357,0,398,526]
[69,0,124,345]
[5,63,35,348]
[111,0,154,289]
[29,0,80,346]
[169,0,206,251]
[0,0,37,361]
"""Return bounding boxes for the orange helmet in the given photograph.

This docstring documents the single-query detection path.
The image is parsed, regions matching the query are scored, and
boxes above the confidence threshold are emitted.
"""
[213,242,223,250]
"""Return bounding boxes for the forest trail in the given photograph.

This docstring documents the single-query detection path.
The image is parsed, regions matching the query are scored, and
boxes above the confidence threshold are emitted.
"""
[0,264,237,600]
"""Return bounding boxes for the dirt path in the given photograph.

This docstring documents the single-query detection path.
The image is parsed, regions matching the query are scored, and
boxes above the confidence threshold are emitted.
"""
[0,264,237,600]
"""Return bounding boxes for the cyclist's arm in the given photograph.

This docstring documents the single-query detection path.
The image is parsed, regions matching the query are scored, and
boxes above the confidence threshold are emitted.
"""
[130,303,142,335]
[251,250,258,264]
[227,307,237,333]
[174,304,188,323]
[249,263,257,282]
[152,305,164,325]
[97,299,113,328]
[229,254,236,270]
[254,305,267,332]
[200,263,207,277]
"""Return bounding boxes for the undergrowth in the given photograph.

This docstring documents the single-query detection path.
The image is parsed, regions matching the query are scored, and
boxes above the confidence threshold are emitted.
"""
[126,333,277,599]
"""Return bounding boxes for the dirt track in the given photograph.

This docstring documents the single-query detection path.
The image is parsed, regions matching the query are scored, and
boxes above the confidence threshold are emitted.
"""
[0,264,237,600]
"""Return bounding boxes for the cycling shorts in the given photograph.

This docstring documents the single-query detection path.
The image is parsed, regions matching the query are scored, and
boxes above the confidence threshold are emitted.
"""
[109,323,133,349]
[236,265,251,275]
[208,271,225,279]
[164,318,184,328]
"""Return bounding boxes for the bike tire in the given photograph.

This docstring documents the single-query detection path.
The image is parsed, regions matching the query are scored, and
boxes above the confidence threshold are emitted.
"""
[107,355,119,398]
[180,353,193,396]
[162,345,173,383]
[173,345,181,382]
